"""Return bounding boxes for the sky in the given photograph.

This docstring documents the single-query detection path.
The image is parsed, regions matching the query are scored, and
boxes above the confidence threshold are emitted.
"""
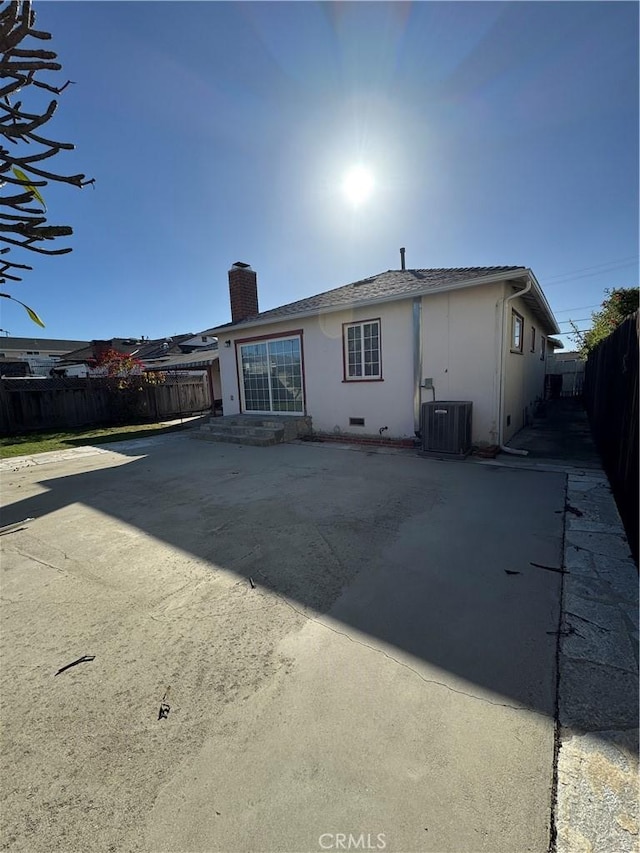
[1,1,638,349]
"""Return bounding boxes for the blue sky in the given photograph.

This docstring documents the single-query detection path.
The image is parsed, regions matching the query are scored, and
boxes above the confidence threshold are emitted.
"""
[2,1,638,348]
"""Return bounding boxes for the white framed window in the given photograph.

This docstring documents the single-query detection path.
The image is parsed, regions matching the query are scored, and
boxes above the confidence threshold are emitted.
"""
[343,319,381,380]
[511,311,524,353]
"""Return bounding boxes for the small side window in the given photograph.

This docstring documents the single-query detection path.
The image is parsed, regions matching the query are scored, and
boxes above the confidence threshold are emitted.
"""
[530,327,536,353]
[511,311,524,353]
[540,336,546,361]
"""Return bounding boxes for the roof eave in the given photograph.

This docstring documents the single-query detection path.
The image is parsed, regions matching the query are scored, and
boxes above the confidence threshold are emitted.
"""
[206,268,531,335]
[525,269,561,335]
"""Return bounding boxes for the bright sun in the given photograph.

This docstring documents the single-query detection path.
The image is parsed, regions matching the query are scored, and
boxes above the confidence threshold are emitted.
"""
[342,165,374,206]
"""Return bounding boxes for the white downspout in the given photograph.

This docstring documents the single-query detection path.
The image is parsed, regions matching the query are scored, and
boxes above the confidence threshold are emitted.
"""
[413,296,423,435]
[498,276,532,456]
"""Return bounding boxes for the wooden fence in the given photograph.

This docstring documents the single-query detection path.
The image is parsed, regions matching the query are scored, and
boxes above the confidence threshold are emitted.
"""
[583,311,639,562]
[0,376,211,434]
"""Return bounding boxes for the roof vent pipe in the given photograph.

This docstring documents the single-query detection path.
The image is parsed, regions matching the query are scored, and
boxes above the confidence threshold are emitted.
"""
[400,247,406,271]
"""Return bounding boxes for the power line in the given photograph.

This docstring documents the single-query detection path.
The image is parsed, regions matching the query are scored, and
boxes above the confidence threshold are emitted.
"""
[557,318,591,324]
[543,255,639,282]
[552,304,600,313]
[543,262,638,287]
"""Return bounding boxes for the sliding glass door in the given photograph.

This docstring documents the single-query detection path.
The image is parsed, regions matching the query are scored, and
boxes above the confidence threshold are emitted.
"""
[239,335,304,414]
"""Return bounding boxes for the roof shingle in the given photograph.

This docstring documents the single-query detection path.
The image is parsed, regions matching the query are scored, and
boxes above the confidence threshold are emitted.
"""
[213,266,525,330]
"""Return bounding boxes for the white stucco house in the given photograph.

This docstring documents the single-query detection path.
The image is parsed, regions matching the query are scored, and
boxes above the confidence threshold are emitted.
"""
[0,336,89,377]
[206,257,561,447]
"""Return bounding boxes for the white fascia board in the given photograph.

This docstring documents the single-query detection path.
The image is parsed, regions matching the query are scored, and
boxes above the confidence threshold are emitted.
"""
[528,271,561,335]
[209,268,530,337]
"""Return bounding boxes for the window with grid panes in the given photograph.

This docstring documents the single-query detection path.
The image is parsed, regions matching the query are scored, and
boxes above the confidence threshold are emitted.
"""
[238,336,303,413]
[344,320,381,380]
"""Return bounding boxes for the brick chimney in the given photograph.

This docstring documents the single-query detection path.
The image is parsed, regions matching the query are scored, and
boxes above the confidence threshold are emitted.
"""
[229,262,258,323]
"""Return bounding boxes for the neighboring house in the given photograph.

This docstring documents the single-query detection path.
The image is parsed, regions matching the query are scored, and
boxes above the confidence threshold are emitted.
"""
[179,333,218,353]
[52,338,145,377]
[206,258,561,446]
[547,350,585,397]
[0,336,89,377]
[143,348,221,409]
[54,334,219,377]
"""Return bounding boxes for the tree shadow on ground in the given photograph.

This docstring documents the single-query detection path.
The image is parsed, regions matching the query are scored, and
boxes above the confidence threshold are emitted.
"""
[0,431,576,720]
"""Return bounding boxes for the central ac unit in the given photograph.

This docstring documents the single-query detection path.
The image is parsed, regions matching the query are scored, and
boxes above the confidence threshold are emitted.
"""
[421,401,472,456]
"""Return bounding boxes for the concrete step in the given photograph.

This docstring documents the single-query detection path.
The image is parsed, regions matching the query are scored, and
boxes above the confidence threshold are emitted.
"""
[222,418,286,427]
[193,430,279,447]
[191,432,282,447]
[193,415,312,446]
[199,424,284,440]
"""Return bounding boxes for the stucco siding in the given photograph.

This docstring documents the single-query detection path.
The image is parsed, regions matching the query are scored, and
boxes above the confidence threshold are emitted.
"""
[502,292,549,442]
[421,284,503,445]
[218,340,241,414]
[217,278,555,446]
[218,301,415,438]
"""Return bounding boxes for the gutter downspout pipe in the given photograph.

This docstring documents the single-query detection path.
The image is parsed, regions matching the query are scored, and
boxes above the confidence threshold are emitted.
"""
[499,276,532,456]
[413,297,422,435]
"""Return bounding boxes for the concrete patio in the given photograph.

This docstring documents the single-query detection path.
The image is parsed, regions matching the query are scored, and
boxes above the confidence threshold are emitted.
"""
[0,411,636,852]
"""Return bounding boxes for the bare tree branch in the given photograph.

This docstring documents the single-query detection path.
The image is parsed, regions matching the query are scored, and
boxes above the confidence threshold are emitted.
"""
[24,130,74,150]
[0,260,32,270]
[32,77,74,95]
[1,144,60,164]
[0,211,46,222]
[0,233,72,254]
[0,98,57,135]
[6,47,56,58]
[0,193,44,210]
[0,170,48,186]
[0,0,93,292]
[0,223,72,237]
[10,161,92,186]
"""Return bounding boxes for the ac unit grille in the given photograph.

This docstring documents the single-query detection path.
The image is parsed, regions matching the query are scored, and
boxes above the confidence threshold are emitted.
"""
[421,401,472,455]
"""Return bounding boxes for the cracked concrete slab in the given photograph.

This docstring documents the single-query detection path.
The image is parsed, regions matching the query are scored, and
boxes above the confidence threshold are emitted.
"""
[562,612,637,675]
[565,529,634,562]
[556,472,639,853]
[490,401,638,852]
[559,658,638,731]
[1,434,564,852]
[557,729,639,853]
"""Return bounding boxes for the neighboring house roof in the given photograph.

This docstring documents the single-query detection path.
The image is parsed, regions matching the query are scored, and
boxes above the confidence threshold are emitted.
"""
[133,335,194,359]
[206,266,560,335]
[60,339,141,364]
[60,334,201,366]
[552,350,581,360]
[143,349,219,370]
[176,341,220,355]
[0,337,89,352]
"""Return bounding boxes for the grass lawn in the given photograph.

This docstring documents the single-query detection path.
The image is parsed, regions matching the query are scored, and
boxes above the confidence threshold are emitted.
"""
[0,421,195,458]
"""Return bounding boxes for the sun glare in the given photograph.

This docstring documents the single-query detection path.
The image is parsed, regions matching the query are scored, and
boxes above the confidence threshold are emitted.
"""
[342,165,374,206]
